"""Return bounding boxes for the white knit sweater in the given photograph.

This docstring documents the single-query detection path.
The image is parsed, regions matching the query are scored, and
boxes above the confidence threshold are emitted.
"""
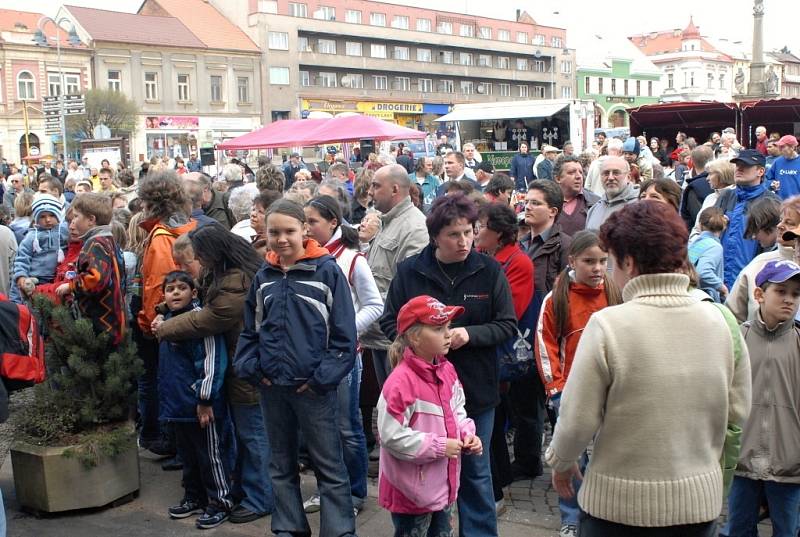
[545,273,752,527]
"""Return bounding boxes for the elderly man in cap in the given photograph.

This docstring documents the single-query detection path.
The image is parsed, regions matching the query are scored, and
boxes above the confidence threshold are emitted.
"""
[536,145,561,181]
[621,136,653,183]
[474,160,495,192]
[281,152,306,190]
[715,149,780,288]
[765,135,800,199]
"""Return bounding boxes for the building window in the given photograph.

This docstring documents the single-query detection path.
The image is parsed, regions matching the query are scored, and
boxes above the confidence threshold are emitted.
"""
[499,83,510,97]
[370,12,386,26]
[460,53,473,66]
[611,79,616,95]
[65,74,79,95]
[668,73,674,89]
[648,81,653,96]
[437,21,452,34]
[516,32,528,44]
[440,80,454,93]
[460,81,474,94]
[497,56,510,69]
[551,36,562,48]
[533,60,545,72]
[623,79,629,95]
[144,72,158,101]
[561,86,571,98]
[482,83,493,95]
[268,31,289,50]
[319,72,337,87]
[371,43,386,58]
[560,60,571,74]
[584,77,590,94]
[391,16,409,29]
[416,18,431,32]
[345,9,361,23]
[533,86,545,98]
[314,6,335,20]
[48,73,61,96]
[17,71,35,100]
[517,58,529,71]
[478,54,491,67]
[441,51,453,64]
[394,46,410,60]
[348,74,364,88]
[419,78,433,92]
[209,75,222,101]
[373,75,388,90]
[460,25,474,37]
[518,85,529,98]
[719,73,725,90]
[269,67,290,85]
[708,72,714,89]
[598,77,604,94]
[533,34,545,45]
[298,36,311,52]
[318,39,336,54]
[636,80,641,96]
[417,48,432,62]
[237,76,250,102]
[108,70,121,92]
[346,42,362,56]
[689,71,695,87]
[300,70,311,86]
[288,2,307,17]
[177,74,190,101]
[479,26,491,39]
[498,29,510,41]
[394,76,410,91]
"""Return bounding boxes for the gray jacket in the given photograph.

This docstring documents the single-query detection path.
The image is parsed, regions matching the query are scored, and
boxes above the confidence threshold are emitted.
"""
[737,315,800,483]
[584,182,639,231]
[360,197,429,349]
[0,225,16,297]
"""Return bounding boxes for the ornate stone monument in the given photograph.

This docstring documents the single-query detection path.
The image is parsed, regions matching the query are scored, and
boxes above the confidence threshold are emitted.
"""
[741,0,770,99]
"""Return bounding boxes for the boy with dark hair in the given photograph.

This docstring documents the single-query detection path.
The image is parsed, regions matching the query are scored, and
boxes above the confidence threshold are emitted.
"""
[158,270,233,529]
[723,260,800,537]
[744,196,781,251]
[56,193,126,345]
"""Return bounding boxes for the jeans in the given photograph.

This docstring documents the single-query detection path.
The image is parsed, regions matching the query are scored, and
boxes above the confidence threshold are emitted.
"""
[231,402,274,514]
[0,488,5,537]
[551,394,588,527]
[370,348,391,388]
[458,408,497,537]
[261,385,355,537]
[391,503,456,537]
[722,476,800,537]
[135,333,160,444]
[577,510,716,537]
[339,356,368,507]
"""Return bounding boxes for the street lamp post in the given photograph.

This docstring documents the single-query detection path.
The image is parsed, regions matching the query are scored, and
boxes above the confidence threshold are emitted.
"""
[33,17,80,161]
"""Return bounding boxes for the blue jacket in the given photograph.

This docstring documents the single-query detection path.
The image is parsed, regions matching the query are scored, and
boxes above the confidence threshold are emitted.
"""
[765,154,800,199]
[158,300,229,422]
[510,153,535,191]
[13,225,62,283]
[234,240,357,394]
[688,231,724,302]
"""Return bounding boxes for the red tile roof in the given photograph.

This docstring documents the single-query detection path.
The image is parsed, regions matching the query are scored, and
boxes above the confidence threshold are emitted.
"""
[138,0,258,52]
[0,9,84,47]
[64,5,206,49]
[629,26,732,62]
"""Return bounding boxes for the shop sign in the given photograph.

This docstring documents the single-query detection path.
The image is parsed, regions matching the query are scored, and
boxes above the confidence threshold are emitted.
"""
[301,99,359,112]
[357,102,423,114]
[198,116,256,131]
[362,110,395,121]
[605,96,635,104]
[145,116,200,130]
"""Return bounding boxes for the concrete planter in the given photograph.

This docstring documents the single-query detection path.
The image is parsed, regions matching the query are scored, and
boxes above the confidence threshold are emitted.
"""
[10,430,140,513]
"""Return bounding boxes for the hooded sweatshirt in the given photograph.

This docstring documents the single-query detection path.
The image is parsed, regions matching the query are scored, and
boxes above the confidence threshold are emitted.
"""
[584,182,639,231]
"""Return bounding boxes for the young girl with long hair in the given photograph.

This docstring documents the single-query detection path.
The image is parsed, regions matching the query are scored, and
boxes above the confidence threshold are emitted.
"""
[379,295,482,537]
[302,194,383,513]
[534,230,622,537]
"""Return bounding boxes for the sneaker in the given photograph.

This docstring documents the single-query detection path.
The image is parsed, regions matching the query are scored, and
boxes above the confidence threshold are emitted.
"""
[559,524,578,537]
[368,446,380,461]
[168,498,204,519]
[303,494,321,513]
[196,507,229,529]
[495,498,507,517]
[144,439,176,458]
[229,505,265,524]
[161,455,183,471]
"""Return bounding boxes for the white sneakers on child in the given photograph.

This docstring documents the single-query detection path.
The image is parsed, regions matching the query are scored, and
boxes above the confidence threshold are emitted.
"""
[559,524,578,537]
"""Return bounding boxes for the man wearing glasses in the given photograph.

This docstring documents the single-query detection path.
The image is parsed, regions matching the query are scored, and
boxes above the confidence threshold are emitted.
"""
[2,174,32,215]
[585,156,639,231]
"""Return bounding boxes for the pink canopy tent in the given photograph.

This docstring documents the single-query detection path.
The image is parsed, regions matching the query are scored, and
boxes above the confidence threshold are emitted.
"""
[216,115,425,150]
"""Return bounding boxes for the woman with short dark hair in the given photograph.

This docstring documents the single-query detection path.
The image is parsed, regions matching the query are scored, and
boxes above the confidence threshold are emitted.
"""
[379,194,517,536]
[546,201,751,536]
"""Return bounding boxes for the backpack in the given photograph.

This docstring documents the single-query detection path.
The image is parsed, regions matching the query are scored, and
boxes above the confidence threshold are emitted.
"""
[497,251,536,382]
[0,293,45,389]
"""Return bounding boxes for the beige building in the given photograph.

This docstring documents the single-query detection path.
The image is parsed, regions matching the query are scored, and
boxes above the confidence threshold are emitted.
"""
[209,0,574,131]
[58,2,262,164]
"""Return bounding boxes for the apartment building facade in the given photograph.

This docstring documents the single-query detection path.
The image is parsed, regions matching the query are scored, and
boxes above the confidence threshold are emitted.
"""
[212,0,575,131]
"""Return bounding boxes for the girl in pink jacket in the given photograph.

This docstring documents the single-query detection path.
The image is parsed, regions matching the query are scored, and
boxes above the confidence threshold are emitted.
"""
[377,295,482,537]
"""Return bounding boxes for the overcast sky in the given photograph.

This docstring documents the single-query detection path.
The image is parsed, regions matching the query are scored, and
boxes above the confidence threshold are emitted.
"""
[4,0,798,56]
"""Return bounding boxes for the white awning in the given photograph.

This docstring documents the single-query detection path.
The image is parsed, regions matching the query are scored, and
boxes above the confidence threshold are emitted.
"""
[435,101,569,122]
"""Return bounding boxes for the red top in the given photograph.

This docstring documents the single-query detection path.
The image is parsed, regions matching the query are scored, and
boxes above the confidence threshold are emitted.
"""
[494,243,534,319]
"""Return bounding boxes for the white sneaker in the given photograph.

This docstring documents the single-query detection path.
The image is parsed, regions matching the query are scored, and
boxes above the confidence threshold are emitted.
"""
[559,524,578,537]
[495,498,507,516]
[303,494,321,513]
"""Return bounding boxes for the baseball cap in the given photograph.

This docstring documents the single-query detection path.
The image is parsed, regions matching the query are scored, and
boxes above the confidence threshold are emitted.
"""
[622,137,641,156]
[755,260,800,288]
[777,134,798,148]
[476,160,494,174]
[396,295,464,336]
[731,149,766,167]
[541,145,561,154]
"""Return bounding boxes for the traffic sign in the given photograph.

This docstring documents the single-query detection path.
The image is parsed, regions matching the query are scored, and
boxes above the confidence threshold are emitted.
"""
[64,108,85,115]
[44,109,60,117]
[45,127,60,135]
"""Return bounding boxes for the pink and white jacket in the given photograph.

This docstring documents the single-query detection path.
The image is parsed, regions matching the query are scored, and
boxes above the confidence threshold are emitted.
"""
[377,347,476,514]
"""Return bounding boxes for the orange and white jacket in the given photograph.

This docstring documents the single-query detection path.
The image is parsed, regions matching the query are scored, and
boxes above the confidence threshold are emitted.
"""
[535,277,610,396]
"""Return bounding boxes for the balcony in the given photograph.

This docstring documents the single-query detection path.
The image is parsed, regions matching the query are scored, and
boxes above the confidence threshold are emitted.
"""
[297,83,547,105]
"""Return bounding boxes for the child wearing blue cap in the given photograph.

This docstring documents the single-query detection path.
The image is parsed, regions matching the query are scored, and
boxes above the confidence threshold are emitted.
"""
[723,259,800,537]
[11,193,64,303]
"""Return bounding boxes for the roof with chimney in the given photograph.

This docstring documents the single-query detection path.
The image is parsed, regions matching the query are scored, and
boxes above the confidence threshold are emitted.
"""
[0,8,86,47]
[628,18,732,62]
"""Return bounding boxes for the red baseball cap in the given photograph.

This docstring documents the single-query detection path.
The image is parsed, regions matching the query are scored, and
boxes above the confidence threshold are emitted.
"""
[777,135,798,148]
[397,295,464,336]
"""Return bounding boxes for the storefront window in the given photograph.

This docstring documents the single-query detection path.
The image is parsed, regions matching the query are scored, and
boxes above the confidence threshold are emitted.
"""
[146,132,197,160]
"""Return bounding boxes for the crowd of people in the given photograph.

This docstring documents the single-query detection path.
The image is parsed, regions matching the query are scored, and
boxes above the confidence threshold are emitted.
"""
[0,124,797,537]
